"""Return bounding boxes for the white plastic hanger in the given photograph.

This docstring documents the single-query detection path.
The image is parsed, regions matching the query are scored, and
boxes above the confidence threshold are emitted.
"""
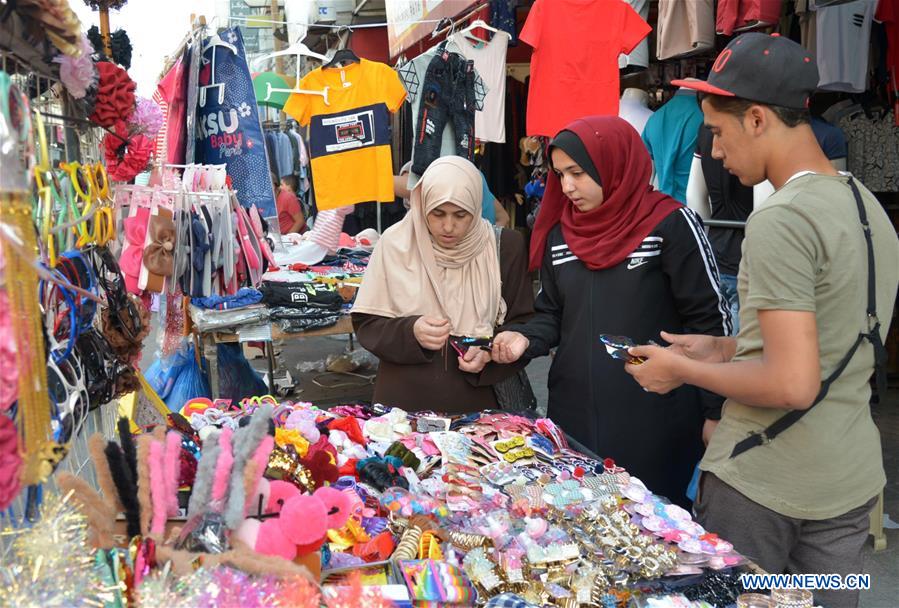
[253,39,330,106]
[202,32,237,55]
[200,33,237,107]
[253,40,328,68]
[455,18,508,45]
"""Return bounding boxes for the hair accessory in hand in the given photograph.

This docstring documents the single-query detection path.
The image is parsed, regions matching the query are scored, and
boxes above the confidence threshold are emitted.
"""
[599,334,647,364]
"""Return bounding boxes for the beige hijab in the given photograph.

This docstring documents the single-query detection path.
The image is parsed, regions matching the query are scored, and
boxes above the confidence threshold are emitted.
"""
[352,156,505,337]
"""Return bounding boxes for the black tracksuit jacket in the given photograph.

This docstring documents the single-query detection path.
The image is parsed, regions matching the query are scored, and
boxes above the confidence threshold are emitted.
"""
[510,207,732,507]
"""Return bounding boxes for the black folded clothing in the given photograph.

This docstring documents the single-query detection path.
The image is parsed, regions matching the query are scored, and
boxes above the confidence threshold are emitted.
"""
[260,281,343,309]
[277,316,340,333]
[268,306,342,319]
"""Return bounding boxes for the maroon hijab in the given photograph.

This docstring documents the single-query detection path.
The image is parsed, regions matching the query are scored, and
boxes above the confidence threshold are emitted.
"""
[529,116,683,271]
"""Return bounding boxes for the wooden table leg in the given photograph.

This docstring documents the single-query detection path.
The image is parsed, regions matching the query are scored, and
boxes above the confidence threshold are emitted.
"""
[265,341,276,395]
[203,333,220,399]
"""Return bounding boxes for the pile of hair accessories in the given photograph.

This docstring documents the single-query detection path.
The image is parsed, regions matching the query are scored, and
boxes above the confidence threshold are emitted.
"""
[1,400,755,607]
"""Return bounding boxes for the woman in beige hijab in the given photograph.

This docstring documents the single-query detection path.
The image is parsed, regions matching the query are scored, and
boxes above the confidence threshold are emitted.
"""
[352,157,533,414]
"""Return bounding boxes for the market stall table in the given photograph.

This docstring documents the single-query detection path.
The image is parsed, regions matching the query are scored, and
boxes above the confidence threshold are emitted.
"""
[199,315,355,396]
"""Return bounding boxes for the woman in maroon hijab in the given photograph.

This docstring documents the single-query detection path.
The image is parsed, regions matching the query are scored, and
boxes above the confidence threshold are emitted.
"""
[494,116,732,507]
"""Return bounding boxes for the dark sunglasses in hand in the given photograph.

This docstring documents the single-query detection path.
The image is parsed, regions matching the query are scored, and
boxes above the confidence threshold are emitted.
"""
[448,335,494,358]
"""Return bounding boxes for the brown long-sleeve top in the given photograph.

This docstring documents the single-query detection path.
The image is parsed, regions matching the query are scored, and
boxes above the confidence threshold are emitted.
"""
[352,228,534,414]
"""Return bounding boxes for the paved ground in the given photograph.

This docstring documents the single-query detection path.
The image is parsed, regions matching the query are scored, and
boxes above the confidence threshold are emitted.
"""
[185,332,898,607]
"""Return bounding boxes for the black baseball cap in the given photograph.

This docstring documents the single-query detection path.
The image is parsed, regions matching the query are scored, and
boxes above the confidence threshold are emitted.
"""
[672,33,819,110]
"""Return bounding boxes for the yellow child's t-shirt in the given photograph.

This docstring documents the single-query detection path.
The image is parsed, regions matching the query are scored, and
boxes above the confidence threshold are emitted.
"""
[283,59,407,211]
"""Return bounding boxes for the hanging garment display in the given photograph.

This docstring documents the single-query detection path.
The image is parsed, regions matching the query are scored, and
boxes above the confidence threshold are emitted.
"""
[152,52,189,165]
[115,163,276,299]
[794,0,818,59]
[838,109,899,192]
[450,30,511,144]
[195,27,276,217]
[491,0,519,45]
[816,0,879,93]
[283,59,407,211]
[656,0,715,61]
[716,0,783,35]
[878,0,898,92]
[641,89,703,203]
[520,0,651,137]
[398,42,487,185]
[619,0,650,70]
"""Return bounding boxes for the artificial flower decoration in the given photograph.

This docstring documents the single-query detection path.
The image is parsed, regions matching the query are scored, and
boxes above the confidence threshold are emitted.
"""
[0,289,18,412]
[103,120,152,182]
[128,97,164,138]
[0,415,23,510]
[53,34,97,99]
[90,61,136,127]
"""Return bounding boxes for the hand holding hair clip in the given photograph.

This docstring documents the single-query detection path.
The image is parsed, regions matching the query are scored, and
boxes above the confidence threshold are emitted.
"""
[599,334,658,365]
[448,335,493,358]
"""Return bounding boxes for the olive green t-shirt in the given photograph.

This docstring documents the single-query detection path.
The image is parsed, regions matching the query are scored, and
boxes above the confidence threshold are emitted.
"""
[701,173,899,520]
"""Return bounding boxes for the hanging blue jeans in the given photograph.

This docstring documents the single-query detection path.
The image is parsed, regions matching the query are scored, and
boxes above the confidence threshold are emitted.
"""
[411,51,476,175]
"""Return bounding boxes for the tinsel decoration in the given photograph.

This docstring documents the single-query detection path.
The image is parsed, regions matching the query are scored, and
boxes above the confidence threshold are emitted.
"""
[136,567,391,607]
[0,492,112,607]
[0,195,54,486]
[137,566,317,607]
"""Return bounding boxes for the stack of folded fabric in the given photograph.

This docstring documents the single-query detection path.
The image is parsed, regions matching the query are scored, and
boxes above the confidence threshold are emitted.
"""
[260,282,344,333]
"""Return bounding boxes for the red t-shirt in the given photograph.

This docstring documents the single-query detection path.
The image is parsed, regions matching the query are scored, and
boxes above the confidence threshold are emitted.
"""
[520,0,650,137]
[878,0,899,90]
[277,190,304,234]
[716,0,782,36]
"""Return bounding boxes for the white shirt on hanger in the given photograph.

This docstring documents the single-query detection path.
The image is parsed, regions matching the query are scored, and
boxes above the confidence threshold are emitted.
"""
[815,0,878,93]
[451,31,511,144]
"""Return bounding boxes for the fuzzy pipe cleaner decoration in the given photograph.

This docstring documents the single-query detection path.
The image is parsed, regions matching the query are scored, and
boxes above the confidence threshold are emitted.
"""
[187,433,220,519]
[88,433,124,513]
[244,435,274,515]
[224,406,272,529]
[164,431,181,516]
[136,435,153,537]
[117,417,138,481]
[148,440,169,536]
[210,428,234,506]
[105,442,141,539]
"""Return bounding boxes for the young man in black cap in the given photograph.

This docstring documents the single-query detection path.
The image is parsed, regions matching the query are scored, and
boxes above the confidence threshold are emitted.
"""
[626,33,898,608]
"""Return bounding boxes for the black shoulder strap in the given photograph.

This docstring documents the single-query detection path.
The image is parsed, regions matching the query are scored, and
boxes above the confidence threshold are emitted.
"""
[730,177,887,458]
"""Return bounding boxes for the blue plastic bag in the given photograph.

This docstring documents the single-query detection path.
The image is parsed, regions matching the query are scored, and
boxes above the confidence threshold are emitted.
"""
[146,345,211,410]
[145,348,193,402]
[216,343,267,401]
[167,345,212,409]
